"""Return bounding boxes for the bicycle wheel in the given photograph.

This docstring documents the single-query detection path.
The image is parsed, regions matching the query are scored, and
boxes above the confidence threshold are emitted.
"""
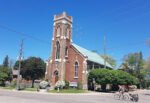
[133,94,139,102]
[122,94,129,101]
[114,94,120,100]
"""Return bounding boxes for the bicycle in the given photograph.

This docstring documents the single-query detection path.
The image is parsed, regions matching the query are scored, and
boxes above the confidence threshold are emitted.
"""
[114,92,139,102]
[128,93,139,102]
[114,92,129,101]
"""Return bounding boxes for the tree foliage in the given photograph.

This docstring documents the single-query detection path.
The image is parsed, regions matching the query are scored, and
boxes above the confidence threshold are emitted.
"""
[122,52,145,72]
[88,69,139,86]
[112,70,139,85]
[145,57,150,69]
[100,54,116,68]
[0,72,8,81]
[0,55,12,86]
[0,66,9,86]
[120,52,148,88]
[3,55,9,67]
[14,57,46,87]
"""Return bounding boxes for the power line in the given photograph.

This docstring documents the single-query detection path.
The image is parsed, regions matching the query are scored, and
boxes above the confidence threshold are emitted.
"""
[0,24,147,53]
[0,24,50,45]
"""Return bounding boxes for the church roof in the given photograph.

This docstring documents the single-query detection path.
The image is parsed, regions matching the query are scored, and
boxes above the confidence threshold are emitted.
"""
[72,43,113,69]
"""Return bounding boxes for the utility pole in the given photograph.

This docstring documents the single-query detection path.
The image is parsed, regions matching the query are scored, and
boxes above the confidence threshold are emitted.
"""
[104,34,106,69]
[16,39,24,90]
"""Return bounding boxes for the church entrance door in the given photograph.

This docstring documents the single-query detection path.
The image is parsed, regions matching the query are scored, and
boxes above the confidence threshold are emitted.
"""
[55,76,59,83]
[54,70,59,83]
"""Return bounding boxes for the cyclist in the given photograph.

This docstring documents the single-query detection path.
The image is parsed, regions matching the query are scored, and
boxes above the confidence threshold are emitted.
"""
[118,85,125,96]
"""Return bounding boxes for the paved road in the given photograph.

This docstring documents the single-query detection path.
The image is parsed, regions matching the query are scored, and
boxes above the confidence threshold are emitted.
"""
[0,89,150,103]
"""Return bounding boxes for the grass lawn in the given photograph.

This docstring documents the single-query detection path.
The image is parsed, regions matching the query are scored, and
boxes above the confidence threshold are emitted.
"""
[23,88,37,91]
[49,89,88,93]
[0,86,15,90]
[0,86,38,91]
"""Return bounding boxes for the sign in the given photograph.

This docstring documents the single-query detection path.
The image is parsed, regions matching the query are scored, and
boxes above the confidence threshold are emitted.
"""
[69,82,77,87]
[13,70,19,75]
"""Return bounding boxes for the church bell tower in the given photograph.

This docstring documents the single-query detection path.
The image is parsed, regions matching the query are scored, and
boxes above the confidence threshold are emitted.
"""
[46,12,73,87]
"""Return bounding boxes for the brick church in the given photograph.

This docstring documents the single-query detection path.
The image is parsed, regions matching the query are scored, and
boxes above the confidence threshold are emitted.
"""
[45,12,113,89]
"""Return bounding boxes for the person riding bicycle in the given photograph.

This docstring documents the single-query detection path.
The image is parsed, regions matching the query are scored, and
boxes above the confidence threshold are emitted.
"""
[118,85,125,95]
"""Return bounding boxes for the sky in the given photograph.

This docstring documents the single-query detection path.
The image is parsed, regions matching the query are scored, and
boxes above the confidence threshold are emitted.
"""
[0,0,150,67]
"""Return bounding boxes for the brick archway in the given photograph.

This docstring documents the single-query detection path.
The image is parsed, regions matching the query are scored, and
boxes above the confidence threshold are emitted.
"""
[54,70,59,83]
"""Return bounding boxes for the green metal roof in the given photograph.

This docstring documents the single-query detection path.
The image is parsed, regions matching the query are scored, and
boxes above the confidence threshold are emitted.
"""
[72,43,113,69]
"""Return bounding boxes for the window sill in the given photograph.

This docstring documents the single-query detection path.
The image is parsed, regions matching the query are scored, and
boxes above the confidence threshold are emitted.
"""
[55,59,61,62]
[56,35,60,37]
[74,77,78,79]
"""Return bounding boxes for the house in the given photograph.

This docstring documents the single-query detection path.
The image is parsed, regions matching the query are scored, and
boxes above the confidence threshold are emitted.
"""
[45,12,113,89]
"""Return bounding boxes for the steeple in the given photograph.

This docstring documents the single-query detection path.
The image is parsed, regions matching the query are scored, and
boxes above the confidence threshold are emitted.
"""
[52,12,73,41]
[49,12,73,84]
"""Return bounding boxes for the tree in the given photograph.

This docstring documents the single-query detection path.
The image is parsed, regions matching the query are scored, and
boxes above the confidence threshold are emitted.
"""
[14,57,46,88]
[1,55,12,81]
[123,52,145,72]
[120,52,147,88]
[137,57,150,88]
[3,55,9,67]
[100,54,116,68]
[145,57,150,69]
[88,69,112,90]
[88,69,112,85]
[88,69,138,90]
[112,70,139,85]
[0,66,8,86]
[119,63,134,74]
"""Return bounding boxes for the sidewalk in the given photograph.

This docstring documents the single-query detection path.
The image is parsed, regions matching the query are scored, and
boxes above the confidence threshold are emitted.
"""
[0,88,112,95]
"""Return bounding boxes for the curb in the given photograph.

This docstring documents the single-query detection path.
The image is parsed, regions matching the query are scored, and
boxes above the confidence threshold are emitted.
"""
[0,88,113,95]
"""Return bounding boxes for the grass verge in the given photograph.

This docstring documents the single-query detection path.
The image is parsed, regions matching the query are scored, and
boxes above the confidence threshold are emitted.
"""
[23,88,37,91]
[0,86,15,90]
[49,89,88,93]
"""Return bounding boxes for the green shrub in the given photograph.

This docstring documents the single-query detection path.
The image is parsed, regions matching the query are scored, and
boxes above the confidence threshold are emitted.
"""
[77,82,82,89]
[10,80,17,88]
[64,80,69,89]
[39,80,49,89]
[55,80,65,89]
[88,69,139,86]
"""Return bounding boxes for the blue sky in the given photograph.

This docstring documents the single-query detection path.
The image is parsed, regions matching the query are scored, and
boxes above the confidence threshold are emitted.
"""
[0,0,150,67]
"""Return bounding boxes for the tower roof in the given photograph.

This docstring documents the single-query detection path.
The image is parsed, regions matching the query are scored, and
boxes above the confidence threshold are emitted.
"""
[54,11,73,23]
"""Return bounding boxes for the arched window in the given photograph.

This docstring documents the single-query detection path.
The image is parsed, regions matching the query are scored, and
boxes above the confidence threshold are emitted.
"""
[56,41,60,59]
[65,47,68,57]
[57,26,61,37]
[74,62,79,77]
[54,70,59,76]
